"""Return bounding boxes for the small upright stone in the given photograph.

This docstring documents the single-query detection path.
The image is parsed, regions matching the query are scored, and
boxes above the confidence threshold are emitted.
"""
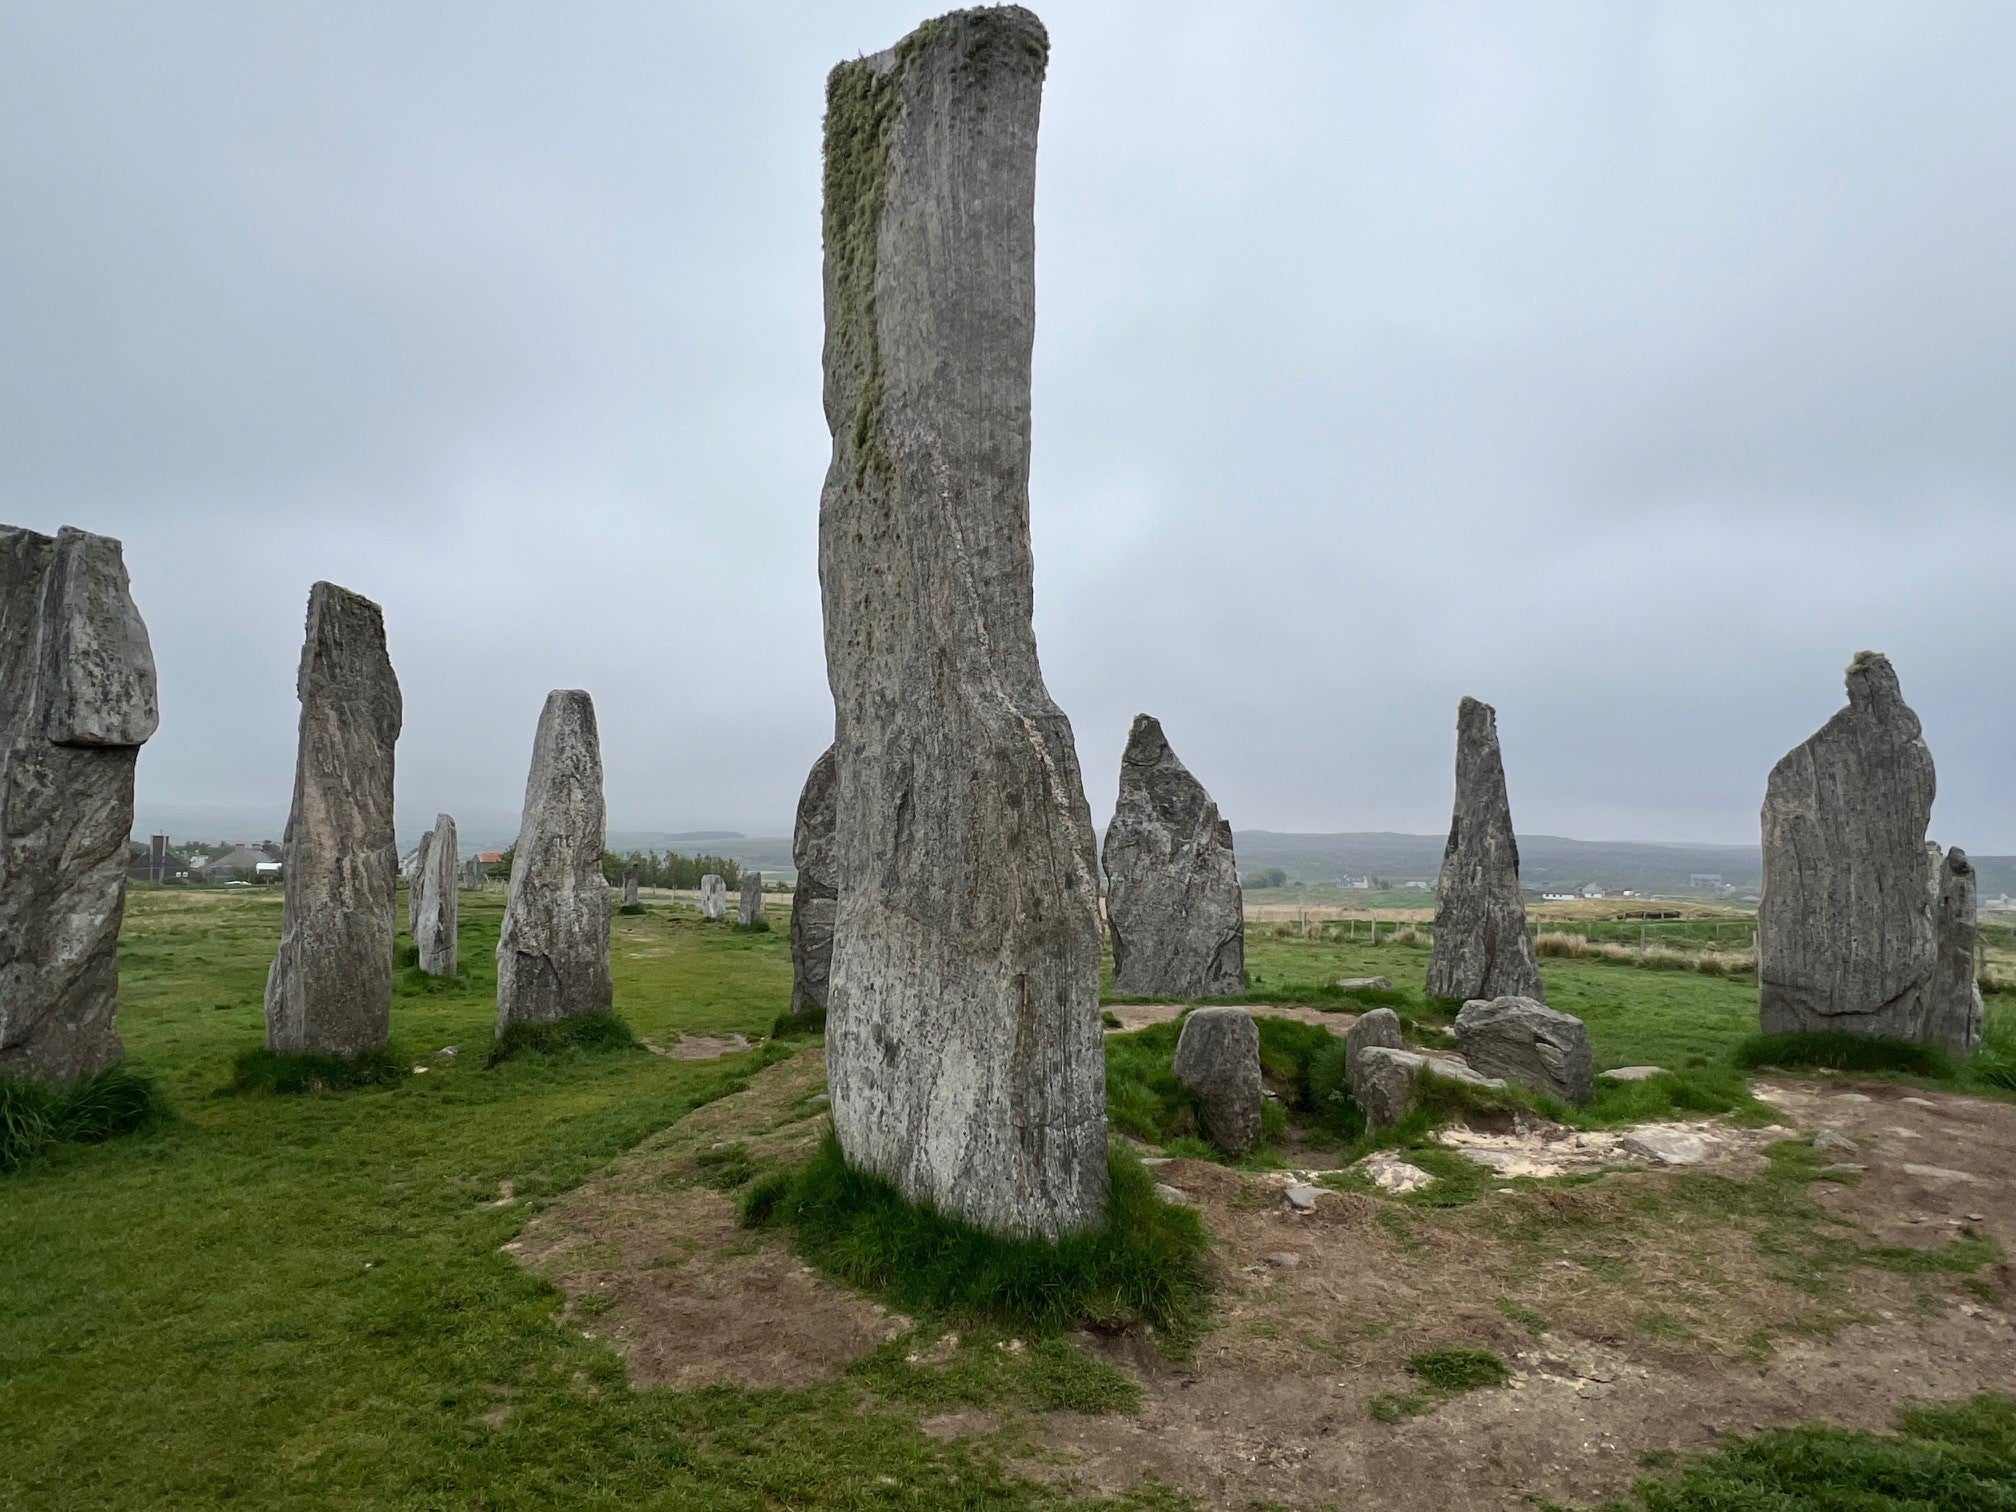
[1427,698,1544,1003]
[1759,653,1939,1043]
[1172,1007,1264,1157]
[817,7,1108,1239]
[1344,1007,1405,1110]
[1454,995,1593,1104]
[265,583,402,1059]
[698,873,727,921]
[622,864,640,908]
[414,813,458,977]
[0,526,159,1084]
[495,691,611,1031]
[1101,714,1245,997]
[1928,846,1984,1055]
[789,746,838,1017]
[738,871,764,929]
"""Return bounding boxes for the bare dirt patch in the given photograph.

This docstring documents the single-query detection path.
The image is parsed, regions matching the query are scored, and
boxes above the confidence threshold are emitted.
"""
[509,1048,909,1390]
[641,1032,752,1060]
[1104,1002,1356,1034]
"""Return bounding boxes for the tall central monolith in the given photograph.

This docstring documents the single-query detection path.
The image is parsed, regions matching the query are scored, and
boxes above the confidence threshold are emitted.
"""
[816,7,1108,1240]
[1426,697,1544,1003]
[496,691,611,1031]
[265,583,403,1058]
[414,813,459,977]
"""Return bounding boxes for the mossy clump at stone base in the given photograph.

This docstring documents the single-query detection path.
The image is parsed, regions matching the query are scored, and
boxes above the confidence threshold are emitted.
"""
[229,1047,406,1096]
[1,1065,161,1173]
[1736,1032,1958,1079]
[767,1006,826,1043]
[486,1012,639,1068]
[741,1132,1210,1345]
[615,903,646,917]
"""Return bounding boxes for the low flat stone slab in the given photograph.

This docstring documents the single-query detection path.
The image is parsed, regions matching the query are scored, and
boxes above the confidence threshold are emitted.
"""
[1336,976,1392,992]
[1282,1184,1322,1212]
[1360,1153,1436,1194]
[1600,1066,1665,1082]
[1621,1129,1710,1166]
[1154,1183,1195,1206]
[1900,1163,1983,1184]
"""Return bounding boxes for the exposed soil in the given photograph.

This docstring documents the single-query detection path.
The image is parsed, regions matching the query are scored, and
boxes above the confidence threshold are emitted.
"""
[1103,1002,1356,1034]
[510,1055,2016,1510]
[640,1032,752,1060]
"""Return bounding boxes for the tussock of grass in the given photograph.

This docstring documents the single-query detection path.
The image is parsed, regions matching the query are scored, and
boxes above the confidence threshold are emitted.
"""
[486,1012,639,1067]
[741,1133,1211,1344]
[615,903,646,916]
[229,1047,406,1096]
[849,1329,1141,1415]
[767,1006,826,1042]
[1370,1348,1510,1422]
[734,918,772,933]
[1,1066,161,1173]
[1577,1393,2016,1510]
[694,1141,759,1191]
[1536,931,1754,977]
[1736,1032,1957,1080]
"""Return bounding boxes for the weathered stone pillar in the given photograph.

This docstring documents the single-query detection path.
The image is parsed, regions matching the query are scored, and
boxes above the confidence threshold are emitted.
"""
[738,870,764,929]
[1760,653,1939,1042]
[1928,846,1983,1056]
[0,526,159,1084]
[622,865,640,908]
[1101,714,1244,998]
[265,583,402,1059]
[698,873,726,920]
[496,691,612,1031]
[414,813,458,977]
[1426,697,1544,1003]
[408,829,433,939]
[789,746,839,1017]
[817,7,1108,1240]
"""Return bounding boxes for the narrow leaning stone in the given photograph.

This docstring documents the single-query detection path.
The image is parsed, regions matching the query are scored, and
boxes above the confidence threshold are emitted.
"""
[789,746,838,1017]
[1101,714,1245,998]
[738,870,764,929]
[1928,846,1983,1056]
[408,829,433,940]
[496,691,611,1031]
[0,526,159,1084]
[265,583,402,1058]
[1759,653,1938,1042]
[698,874,726,920]
[1426,698,1544,1003]
[817,7,1108,1240]
[415,813,458,977]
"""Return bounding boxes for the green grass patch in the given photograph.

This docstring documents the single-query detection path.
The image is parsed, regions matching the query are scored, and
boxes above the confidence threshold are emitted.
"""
[1371,1348,1510,1422]
[485,1011,639,1067]
[1570,1392,2016,1510]
[615,902,646,916]
[849,1329,1141,1415]
[767,1005,827,1042]
[0,1065,162,1174]
[742,1132,1211,1345]
[693,1141,759,1191]
[1736,1032,1958,1080]
[228,1046,406,1095]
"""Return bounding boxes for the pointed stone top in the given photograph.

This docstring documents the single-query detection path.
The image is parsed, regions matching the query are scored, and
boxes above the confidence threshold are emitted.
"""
[1457,695,1497,729]
[1846,650,1901,708]
[1122,712,1170,766]
[434,811,455,831]
[43,527,158,748]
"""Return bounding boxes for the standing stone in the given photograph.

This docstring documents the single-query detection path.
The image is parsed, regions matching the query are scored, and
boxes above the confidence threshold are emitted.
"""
[1344,1006,1406,1110]
[414,813,458,978]
[817,8,1108,1240]
[1453,995,1593,1104]
[738,870,764,929]
[1759,653,1940,1043]
[1101,714,1245,998]
[496,691,612,1031]
[264,583,402,1059]
[622,865,640,908]
[0,526,159,1084]
[1426,698,1544,1003]
[1928,846,1984,1056]
[408,829,433,939]
[789,746,839,1017]
[462,856,483,890]
[698,873,727,920]
[1171,1007,1263,1157]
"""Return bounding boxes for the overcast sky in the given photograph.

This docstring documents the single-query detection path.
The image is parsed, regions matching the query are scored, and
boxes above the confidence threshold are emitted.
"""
[4,2,2010,851]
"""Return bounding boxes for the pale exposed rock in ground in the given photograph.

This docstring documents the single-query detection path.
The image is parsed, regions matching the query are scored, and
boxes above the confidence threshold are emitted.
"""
[1282,1184,1322,1212]
[496,691,611,1031]
[414,813,458,977]
[1336,976,1392,992]
[1101,714,1244,997]
[1760,652,1940,1043]
[815,8,1107,1240]
[698,874,726,920]
[0,526,158,1083]
[1360,1152,1436,1194]
[1354,1045,1506,1131]
[1172,1007,1263,1157]
[738,871,764,929]
[1929,846,1984,1054]
[1455,995,1594,1105]
[1621,1128,1710,1166]
[1600,1066,1664,1082]
[1427,697,1544,1003]
[265,582,401,1059]
[789,747,838,1017]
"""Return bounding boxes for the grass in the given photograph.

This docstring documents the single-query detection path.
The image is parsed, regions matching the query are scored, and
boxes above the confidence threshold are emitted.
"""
[767,1005,827,1042]
[849,1330,1141,1415]
[0,1064,161,1173]
[1564,1393,2016,1510]
[230,1046,407,1094]
[485,1010,640,1067]
[742,1132,1212,1345]
[1370,1347,1511,1421]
